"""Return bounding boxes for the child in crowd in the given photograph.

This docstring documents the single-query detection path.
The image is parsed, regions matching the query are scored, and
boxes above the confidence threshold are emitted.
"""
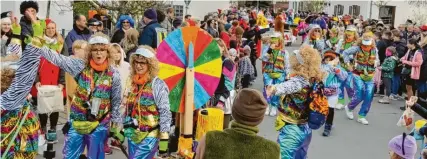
[238,45,254,88]
[388,133,417,159]
[379,46,398,104]
[65,40,87,113]
[321,51,348,137]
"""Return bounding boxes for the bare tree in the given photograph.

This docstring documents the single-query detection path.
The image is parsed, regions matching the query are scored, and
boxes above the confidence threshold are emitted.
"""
[373,0,390,8]
[407,0,427,24]
[302,0,326,13]
[406,0,427,6]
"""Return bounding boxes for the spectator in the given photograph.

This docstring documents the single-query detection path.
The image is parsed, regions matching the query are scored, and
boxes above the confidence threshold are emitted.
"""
[377,30,393,63]
[161,7,174,33]
[32,19,65,143]
[120,28,139,62]
[111,14,134,43]
[417,24,427,100]
[1,11,12,58]
[401,39,423,102]
[218,23,230,48]
[238,46,255,88]
[65,40,87,110]
[139,8,165,48]
[378,46,398,104]
[195,89,280,159]
[19,1,40,49]
[87,18,100,33]
[93,14,111,37]
[65,14,91,55]
[185,15,192,21]
[388,133,417,159]
[172,18,182,31]
[390,30,408,100]
[206,19,219,38]
[404,24,418,43]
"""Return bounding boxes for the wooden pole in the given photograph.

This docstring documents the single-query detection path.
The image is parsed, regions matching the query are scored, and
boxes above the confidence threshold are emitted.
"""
[183,42,195,135]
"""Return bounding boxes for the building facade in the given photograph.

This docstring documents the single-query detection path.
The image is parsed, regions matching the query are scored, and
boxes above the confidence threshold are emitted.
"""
[168,0,230,21]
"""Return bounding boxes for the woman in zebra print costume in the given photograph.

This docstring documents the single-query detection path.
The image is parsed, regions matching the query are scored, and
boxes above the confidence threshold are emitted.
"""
[1,15,45,159]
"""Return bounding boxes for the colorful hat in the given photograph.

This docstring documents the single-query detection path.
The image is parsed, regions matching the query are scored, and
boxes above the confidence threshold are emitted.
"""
[420,24,427,32]
[346,25,357,32]
[309,24,321,30]
[323,50,339,60]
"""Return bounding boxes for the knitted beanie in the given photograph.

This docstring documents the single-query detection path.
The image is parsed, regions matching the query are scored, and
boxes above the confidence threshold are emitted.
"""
[144,9,157,20]
[232,89,267,126]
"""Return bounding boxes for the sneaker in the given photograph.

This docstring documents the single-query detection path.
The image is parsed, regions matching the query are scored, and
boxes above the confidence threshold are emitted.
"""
[265,106,270,116]
[357,118,369,125]
[389,94,398,101]
[344,105,354,120]
[104,144,113,155]
[400,106,406,111]
[269,107,277,116]
[379,96,390,104]
[335,103,344,110]
[110,140,127,150]
[322,124,332,137]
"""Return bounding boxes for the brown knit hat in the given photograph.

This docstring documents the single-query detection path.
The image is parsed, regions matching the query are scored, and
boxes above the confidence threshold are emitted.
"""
[232,88,268,126]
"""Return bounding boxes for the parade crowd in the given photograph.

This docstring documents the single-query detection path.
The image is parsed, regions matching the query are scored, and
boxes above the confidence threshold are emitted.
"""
[2,1,427,159]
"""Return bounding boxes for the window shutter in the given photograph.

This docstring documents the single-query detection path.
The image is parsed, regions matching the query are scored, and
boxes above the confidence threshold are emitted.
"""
[349,6,353,15]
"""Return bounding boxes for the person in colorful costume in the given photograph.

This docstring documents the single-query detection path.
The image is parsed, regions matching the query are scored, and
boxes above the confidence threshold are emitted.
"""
[266,45,325,159]
[303,24,326,54]
[321,51,348,137]
[335,25,359,109]
[112,46,171,158]
[343,31,380,125]
[0,14,44,159]
[38,32,122,159]
[326,28,340,51]
[262,32,289,116]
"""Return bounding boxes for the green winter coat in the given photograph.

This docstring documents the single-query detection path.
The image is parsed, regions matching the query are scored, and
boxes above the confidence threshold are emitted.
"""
[203,121,280,159]
[381,56,398,78]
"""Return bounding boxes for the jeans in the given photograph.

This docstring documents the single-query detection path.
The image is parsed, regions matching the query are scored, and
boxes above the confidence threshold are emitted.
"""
[383,77,392,96]
[392,74,401,95]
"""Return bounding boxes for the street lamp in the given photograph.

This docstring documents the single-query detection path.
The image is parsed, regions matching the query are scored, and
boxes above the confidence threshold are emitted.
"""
[184,0,191,16]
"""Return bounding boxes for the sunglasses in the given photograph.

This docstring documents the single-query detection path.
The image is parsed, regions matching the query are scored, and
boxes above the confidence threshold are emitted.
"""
[314,29,321,33]
[122,21,130,24]
[133,60,147,66]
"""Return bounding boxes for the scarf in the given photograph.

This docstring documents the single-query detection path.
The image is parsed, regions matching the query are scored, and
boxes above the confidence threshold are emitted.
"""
[329,37,339,45]
[132,73,149,85]
[90,59,109,72]
[44,35,57,45]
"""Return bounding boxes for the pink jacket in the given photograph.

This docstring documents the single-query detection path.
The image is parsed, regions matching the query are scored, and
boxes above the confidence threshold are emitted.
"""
[401,49,424,80]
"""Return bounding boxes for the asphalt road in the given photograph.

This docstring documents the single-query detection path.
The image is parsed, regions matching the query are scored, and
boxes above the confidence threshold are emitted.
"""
[36,40,423,159]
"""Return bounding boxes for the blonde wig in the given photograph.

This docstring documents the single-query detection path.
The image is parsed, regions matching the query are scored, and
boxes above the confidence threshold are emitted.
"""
[289,45,325,82]
[129,45,159,81]
[0,68,15,94]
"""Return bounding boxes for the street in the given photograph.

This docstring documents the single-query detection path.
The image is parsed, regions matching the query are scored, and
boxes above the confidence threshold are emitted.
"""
[36,41,422,159]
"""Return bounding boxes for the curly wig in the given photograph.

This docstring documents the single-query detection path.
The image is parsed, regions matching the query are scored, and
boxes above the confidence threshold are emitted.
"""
[1,68,16,94]
[20,1,39,15]
[115,14,135,30]
[129,45,159,81]
[85,32,113,66]
[274,15,284,33]
[289,45,325,82]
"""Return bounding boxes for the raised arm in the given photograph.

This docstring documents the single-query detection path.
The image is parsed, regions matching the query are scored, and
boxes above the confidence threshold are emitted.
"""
[334,66,348,81]
[40,46,85,77]
[273,76,310,96]
[342,46,360,63]
[1,44,41,110]
[153,77,172,136]
[110,69,122,124]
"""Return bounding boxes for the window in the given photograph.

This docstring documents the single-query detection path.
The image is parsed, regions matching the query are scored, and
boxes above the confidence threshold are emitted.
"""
[173,5,184,19]
[334,5,344,15]
[349,5,360,16]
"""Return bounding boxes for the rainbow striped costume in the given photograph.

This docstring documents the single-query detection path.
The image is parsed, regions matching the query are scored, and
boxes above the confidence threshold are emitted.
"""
[262,49,288,110]
[337,40,356,106]
[273,76,313,159]
[124,77,171,159]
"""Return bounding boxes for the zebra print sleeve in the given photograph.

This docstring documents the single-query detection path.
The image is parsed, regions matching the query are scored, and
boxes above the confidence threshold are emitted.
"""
[40,46,86,77]
[6,42,22,57]
[152,77,172,133]
[273,76,310,96]
[1,45,41,110]
[110,68,122,124]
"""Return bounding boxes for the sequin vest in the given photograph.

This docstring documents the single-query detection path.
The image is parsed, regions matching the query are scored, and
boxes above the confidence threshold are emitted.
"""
[1,102,40,159]
[125,81,159,131]
[70,67,113,122]
[278,86,311,124]
[354,48,376,81]
[340,41,356,70]
[264,50,286,74]
[223,58,237,91]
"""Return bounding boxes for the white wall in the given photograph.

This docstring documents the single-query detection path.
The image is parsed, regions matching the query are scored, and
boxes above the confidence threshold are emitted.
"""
[1,1,73,35]
[172,0,230,20]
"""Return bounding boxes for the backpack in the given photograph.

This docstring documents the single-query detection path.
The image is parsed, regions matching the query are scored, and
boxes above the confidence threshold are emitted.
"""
[306,80,329,130]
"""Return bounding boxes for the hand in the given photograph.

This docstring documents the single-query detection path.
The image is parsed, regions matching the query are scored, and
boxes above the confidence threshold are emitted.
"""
[58,84,64,89]
[1,35,7,40]
[36,82,41,88]
[406,96,419,107]
[266,85,276,97]
[25,10,38,24]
